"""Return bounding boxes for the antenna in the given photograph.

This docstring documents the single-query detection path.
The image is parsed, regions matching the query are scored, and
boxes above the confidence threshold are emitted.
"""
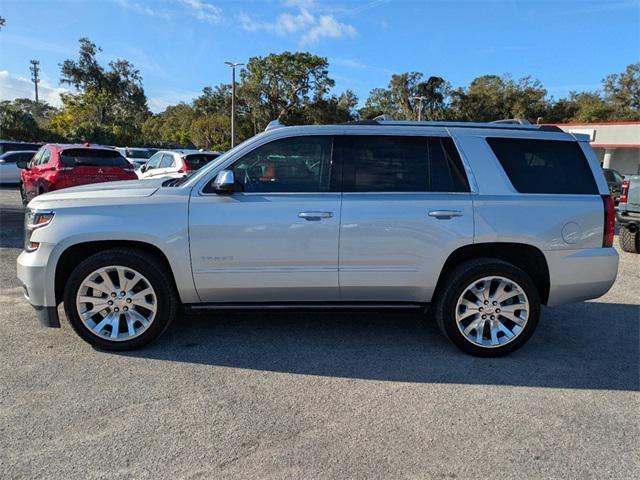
[29,60,40,103]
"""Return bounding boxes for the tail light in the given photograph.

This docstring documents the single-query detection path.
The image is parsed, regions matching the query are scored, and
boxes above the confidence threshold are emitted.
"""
[602,194,615,247]
[178,158,193,173]
[620,180,629,204]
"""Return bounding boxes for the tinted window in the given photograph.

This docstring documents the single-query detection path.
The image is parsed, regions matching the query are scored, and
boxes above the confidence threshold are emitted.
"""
[59,149,129,167]
[0,142,41,154]
[487,138,598,194]
[159,153,175,168]
[604,170,615,182]
[184,153,219,170]
[126,149,154,159]
[339,136,469,193]
[228,136,333,193]
[30,149,44,167]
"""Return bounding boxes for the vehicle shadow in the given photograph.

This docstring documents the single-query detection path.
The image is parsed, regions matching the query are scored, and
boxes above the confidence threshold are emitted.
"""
[117,301,639,391]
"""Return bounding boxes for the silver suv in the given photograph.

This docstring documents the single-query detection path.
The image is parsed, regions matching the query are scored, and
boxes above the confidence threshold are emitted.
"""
[17,121,619,356]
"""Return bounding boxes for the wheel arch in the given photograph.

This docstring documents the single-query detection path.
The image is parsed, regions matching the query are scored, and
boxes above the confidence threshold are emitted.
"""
[434,242,551,305]
[54,240,180,305]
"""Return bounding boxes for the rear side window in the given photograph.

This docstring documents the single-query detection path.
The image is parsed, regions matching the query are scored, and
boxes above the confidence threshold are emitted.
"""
[184,153,219,170]
[60,149,130,167]
[487,138,598,194]
[338,136,469,193]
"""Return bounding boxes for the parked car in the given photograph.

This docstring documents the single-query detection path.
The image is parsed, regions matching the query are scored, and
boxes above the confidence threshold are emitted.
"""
[17,144,137,204]
[603,167,624,204]
[17,121,618,356]
[0,140,42,155]
[616,175,640,253]
[138,149,220,179]
[0,150,37,184]
[115,147,158,169]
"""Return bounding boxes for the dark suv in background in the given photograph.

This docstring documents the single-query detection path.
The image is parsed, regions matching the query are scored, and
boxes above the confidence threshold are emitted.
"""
[617,175,640,253]
[603,168,624,204]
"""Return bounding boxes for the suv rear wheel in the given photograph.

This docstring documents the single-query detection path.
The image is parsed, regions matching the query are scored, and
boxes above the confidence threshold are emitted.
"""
[619,226,640,253]
[63,249,178,350]
[435,259,540,357]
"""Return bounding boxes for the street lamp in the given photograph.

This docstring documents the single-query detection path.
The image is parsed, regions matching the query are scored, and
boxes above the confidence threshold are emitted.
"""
[410,95,427,121]
[225,61,244,148]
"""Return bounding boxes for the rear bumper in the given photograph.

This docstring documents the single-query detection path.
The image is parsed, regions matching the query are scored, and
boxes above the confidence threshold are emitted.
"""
[545,247,619,306]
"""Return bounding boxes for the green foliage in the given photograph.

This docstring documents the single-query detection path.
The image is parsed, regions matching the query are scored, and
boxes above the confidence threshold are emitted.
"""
[2,37,637,148]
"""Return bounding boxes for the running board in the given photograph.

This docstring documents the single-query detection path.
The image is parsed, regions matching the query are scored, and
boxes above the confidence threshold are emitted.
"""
[185,302,425,312]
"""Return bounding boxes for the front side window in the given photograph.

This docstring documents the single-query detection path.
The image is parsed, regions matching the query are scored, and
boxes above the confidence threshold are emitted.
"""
[159,153,175,168]
[39,149,52,165]
[30,148,44,167]
[338,135,469,193]
[487,137,598,194]
[229,136,333,193]
[146,152,163,169]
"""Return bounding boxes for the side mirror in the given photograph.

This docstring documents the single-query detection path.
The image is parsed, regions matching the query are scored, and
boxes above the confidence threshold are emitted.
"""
[212,170,235,194]
[140,164,148,172]
[16,160,29,169]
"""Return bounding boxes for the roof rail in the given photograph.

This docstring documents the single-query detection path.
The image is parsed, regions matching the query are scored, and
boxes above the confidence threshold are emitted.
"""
[265,119,285,131]
[342,119,563,133]
[490,118,531,125]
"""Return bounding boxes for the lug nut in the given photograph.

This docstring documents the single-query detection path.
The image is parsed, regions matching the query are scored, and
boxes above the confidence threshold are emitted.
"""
[484,300,489,305]
[490,315,495,320]
[108,300,113,306]
[481,314,487,319]
[496,308,501,313]
[123,307,128,312]
[120,291,126,296]
[111,292,116,297]
[126,298,132,303]
[114,307,120,312]
[492,301,498,306]
[479,307,484,312]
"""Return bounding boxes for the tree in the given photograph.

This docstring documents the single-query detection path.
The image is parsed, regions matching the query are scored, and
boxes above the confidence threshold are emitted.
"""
[0,16,6,31]
[53,38,150,143]
[240,52,335,125]
[359,72,450,120]
[0,99,60,141]
[603,62,640,120]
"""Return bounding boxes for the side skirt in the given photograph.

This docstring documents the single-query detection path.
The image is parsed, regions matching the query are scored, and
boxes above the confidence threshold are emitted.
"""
[184,302,427,312]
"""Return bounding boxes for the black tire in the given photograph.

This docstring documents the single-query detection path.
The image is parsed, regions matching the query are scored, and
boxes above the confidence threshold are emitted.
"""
[19,184,28,206]
[619,226,640,253]
[63,248,179,351]
[434,258,541,357]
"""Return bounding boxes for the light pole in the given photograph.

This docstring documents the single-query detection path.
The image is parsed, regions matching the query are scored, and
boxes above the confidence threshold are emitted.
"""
[410,95,427,121]
[225,61,244,148]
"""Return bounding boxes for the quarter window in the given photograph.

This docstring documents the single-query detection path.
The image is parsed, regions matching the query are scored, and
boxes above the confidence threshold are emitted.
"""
[487,137,598,194]
[338,135,469,193]
[229,136,334,193]
[159,153,175,168]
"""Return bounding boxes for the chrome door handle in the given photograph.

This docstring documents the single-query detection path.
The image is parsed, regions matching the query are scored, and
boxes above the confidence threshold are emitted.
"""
[298,211,333,221]
[428,210,463,219]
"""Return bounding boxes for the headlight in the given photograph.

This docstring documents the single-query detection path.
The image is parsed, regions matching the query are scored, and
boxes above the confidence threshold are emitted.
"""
[24,209,54,252]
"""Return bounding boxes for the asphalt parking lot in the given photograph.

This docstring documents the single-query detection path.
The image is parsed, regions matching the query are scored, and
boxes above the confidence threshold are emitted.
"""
[0,185,638,480]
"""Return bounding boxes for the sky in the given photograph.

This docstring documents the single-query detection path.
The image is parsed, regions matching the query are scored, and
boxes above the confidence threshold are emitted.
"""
[1,0,639,112]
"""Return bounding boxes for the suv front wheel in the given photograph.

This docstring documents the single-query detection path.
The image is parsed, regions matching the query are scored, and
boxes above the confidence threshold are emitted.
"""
[63,248,178,350]
[435,259,541,357]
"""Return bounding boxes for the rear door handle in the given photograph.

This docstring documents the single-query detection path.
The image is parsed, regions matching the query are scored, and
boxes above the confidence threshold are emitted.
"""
[428,210,463,219]
[298,211,333,221]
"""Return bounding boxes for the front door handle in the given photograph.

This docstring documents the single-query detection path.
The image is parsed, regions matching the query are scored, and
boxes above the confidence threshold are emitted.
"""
[428,210,463,219]
[298,211,333,221]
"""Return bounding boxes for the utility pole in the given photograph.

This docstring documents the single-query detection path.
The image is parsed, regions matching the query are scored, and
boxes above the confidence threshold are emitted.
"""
[30,60,40,103]
[224,61,244,148]
[410,95,427,121]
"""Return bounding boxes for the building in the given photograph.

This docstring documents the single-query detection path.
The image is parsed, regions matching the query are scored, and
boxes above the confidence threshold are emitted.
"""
[552,122,640,176]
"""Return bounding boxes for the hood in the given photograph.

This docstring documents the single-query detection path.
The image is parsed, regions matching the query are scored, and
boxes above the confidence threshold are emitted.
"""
[28,178,164,208]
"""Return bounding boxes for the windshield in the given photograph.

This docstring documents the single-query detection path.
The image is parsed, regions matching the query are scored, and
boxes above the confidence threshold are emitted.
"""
[126,149,155,159]
[60,149,130,167]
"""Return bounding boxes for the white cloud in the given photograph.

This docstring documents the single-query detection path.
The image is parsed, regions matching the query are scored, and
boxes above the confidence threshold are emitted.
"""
[114,0,172,19]
[180,0,223,24]
[239,1,356,46]
[0,70,68,107]
[147,88,201,113]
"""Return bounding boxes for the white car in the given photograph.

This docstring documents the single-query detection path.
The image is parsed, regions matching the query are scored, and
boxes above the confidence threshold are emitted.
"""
[0,150,37,183]
[138,149,220,179]
[115,147,157,170]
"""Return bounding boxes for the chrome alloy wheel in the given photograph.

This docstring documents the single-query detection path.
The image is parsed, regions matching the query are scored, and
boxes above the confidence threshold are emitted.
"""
[75,265,157,342]
[455,276,530,348]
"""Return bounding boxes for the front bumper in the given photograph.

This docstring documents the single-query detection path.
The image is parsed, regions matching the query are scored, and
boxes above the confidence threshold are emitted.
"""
[616,209,640,227]
[17,244,61,328]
